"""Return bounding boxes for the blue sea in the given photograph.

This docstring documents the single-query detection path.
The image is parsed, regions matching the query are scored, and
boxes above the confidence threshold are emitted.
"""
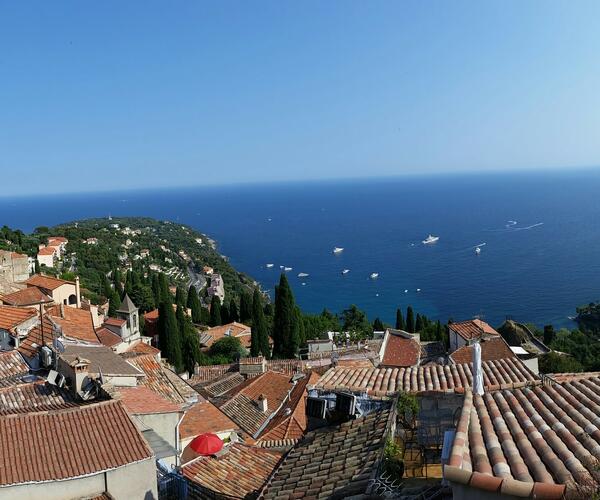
[2,170,600,329]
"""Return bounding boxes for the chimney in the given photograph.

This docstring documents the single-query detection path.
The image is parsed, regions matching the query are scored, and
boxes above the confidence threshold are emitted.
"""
[75,276,81,308]
[257,394,268,412]
[472,340,484,395]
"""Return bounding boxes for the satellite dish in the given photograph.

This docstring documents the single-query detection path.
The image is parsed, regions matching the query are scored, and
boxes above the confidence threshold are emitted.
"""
[53,338,65,353]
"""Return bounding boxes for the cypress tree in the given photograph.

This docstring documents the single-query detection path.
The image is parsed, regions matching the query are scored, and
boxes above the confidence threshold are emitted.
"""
[221,303,230,325]
[395,308,405,330]
[287,306,301,358]
[406,306,415,333]
[415,313,423,332]
[543,325,555,345]
[182,319,201,374]
[34,259,40,274]
[158,301,183,371]
[151,274,161,307]
[373,317,385,331]
[187,286,202,323]
[435,320,442,341]
[209,295,222,326]
[250,289,270,357]
[200,306,210,325]
[273,273,295,358]
[229,298,239,323]
[175,286,187,306]
[239,292,252,323]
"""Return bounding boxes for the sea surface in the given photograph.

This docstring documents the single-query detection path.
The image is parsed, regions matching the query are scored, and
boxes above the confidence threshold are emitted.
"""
[2,170,600,329]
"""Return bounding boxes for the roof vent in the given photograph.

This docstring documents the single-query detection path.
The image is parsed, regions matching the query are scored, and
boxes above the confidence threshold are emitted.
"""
[257,394,268,412]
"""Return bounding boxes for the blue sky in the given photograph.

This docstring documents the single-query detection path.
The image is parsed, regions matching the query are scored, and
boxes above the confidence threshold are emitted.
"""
[2,1,600,195]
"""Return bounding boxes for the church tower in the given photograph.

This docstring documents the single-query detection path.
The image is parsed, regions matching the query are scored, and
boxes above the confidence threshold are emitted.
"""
[115,294,140,341]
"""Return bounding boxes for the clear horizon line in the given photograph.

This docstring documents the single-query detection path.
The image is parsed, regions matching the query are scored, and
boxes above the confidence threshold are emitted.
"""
[1,163,599,200]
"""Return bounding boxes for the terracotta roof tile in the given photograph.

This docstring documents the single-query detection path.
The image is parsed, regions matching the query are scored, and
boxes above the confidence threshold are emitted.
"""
[123,340,161,356]
[103,317,126,327]
[17,315,55,359]
[0,305,37,332]
[60,345,143,377]
[0,287,53,306]
[446,377,600,498]
[315,358,539,396]
[0,350,30,387]
[126,354,187,406]
[96,327,122,348]
[0,381,79,415]
[182,443,282,499]
[450,319,499,341]
[117,386,181,414]
[26,274,74,290]
[0,400,153,486]
[261,408,392,499]
[195,372,246,398]
[48,305,99,343]
[450,336,517,364]
[201,322,252,348]
[180,401,238,439]
[380,330,421,367]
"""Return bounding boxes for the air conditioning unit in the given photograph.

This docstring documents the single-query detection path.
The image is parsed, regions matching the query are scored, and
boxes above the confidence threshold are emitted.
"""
[40,346,53,368]
[47,370,66,388]
[306,397,327,419]
[335,392,357,416]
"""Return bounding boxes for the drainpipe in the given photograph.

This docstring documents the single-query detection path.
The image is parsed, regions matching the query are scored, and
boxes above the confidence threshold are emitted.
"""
[175,411,185,467]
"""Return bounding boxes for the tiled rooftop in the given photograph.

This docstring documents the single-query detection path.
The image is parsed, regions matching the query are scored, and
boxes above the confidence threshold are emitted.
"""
[0,350,30,387]
[96,327,122,348]
[17,315,55,359]
[26,274,74,290]
[126,354,187,406]
[182,443,282,499]
[380,330,422,367]
[103,317,126,327]
[201,321,252,348]
[0,305,37,332]
[0,381,79,415]
[123,340,161,357]
[48,305,99,343]
[449,319,499,341]
[117,386,181,414]
[179,401,238,440]
[195,372,245,398]
[446,376,600,498]
[315,358,539,396]
[261,408,392,499]
[189,363,237,384]
[450,336,517,364]
[0,400,153,486]
[61,344,143,377]
[0,287,53,306]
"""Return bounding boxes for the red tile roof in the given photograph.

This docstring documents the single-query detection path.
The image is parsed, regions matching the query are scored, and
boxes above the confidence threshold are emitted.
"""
[124,340,161,356]
[0,400,153,486]
[117,386,181,414]
[316,358,539,396]
[180,401,238,439]
[182,443,282,499]
[0,351,30,387]
[103,317,126,327]
[48,305,99,343]
[445,377,600,498]
[17,315,55,359]
[0,381,79,415]
[96,327,122,348]
[202,322,252,348]
[26,274,75,290]
[126,354,187,406]
[188,364,238,385]
[47,236,68,244]
[0,287,53,306]
[0,305,37,333]
[449,319,499,341]
[380,330,421,367]
[450,336,517,364]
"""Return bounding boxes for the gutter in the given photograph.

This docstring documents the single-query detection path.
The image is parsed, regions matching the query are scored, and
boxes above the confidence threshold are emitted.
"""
[175,410,186,467]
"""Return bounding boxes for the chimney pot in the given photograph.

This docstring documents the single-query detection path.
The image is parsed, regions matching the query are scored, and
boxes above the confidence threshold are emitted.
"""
[257,394,268,412]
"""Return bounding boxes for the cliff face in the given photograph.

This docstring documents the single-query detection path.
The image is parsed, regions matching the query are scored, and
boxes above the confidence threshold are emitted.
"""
[497,320,550,355]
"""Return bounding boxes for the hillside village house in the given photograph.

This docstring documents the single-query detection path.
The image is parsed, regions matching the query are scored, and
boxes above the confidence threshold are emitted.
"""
[46,236,68,257]
[207,272,225,303]
[36,245,57,267]
[0,250,29,283]
[25,274,81,307]
[448,318,500,352]
[0,305,39,351]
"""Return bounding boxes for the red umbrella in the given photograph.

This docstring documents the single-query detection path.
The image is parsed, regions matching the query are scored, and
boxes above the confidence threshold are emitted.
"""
[189,433,223,456]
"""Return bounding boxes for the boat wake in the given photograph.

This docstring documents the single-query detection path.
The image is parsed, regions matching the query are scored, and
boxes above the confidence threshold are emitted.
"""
[484,221,543,232]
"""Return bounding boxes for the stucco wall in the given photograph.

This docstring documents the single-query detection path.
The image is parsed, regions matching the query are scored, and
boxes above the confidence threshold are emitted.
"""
[0,459,157,500]
[137,412,181,468]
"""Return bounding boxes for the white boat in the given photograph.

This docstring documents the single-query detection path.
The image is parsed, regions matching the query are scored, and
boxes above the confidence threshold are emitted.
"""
[342,269,350,275]
[283,267,293,272]
[333,247,344,254]
[266,263,274,268]
[298,272,309,278]
[404,289,408,293]
[279,265,284,269]
[370,273,379,279]
[475,247,481,255]
[422,234,439,244]
[416,288,421,292]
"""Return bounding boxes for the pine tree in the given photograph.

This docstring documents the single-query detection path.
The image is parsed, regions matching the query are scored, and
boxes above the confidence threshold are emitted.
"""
[395,308,405,330]
[273,273,295,358]
[229,298,239,323]
[209,295,222,326]
[239,292,252,323]
[373,317,385,331]
[415,313,423,332]
[406,306,415,333]
[187,286,202,323]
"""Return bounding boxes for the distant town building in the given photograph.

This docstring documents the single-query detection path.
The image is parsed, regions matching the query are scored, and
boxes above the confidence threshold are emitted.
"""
[0,250,29,283]
[207,273,225,304]
[36,246,57,267]
[448,318,500,353]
